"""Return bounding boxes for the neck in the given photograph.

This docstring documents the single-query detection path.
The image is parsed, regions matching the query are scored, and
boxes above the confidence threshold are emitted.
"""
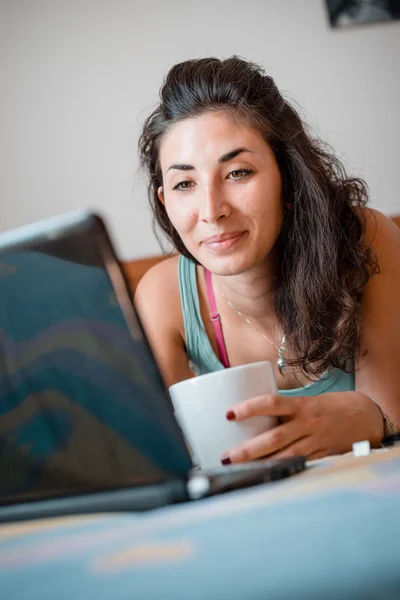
[212,257,278,322]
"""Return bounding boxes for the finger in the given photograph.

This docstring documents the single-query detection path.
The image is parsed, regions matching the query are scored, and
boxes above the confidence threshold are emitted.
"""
[268,438,324,461]
[221,421,305,464]
[227,394,299,421]
[307,449,328,461]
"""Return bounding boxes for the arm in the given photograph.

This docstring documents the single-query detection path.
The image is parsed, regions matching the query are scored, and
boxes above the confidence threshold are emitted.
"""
[355,208,400,428]
[134,256,192,388]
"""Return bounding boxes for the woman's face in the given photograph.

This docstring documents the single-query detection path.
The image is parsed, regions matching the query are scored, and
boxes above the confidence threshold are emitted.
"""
[158,111,283,276]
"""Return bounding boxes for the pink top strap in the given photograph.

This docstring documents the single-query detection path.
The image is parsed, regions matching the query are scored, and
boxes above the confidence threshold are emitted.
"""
[204,269,230,368]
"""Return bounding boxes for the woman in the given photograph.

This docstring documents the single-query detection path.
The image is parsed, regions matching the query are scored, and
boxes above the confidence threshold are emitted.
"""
[135,56,400,464]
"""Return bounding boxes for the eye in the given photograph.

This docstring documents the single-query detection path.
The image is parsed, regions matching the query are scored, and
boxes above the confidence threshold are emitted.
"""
[173,181,195,191]
[228,169,253,180]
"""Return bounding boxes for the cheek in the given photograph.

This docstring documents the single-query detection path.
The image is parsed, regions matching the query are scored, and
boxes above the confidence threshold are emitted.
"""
[239,180,283,222]
[164,199,196,236]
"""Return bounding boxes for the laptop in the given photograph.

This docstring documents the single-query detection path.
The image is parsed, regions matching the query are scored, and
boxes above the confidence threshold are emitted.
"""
[0,212,305,523]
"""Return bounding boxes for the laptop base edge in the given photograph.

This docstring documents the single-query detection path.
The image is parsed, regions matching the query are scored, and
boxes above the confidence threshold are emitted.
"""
[0,479,189,524]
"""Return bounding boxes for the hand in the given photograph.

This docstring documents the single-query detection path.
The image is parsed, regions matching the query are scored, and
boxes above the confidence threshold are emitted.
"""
[220,391,384,464]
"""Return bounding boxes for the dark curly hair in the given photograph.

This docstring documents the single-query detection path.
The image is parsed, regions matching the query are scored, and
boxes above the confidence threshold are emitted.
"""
[138,56,378,378]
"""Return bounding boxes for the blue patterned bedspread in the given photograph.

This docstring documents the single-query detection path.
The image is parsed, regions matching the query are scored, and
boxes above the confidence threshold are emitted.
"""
[1,447,400,600]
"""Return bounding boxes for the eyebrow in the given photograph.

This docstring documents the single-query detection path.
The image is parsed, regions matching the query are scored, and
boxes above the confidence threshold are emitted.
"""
[166,147,254,172]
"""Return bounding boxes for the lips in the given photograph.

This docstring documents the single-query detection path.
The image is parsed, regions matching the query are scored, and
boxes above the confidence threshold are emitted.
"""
[202,232,244,244]
[202,231,246,252]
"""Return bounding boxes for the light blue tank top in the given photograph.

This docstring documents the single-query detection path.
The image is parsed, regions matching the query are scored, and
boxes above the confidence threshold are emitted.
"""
[178,255,355,396]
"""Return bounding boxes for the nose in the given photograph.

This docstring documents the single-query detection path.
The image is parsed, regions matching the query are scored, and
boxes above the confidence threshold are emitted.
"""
[199,182,231,223]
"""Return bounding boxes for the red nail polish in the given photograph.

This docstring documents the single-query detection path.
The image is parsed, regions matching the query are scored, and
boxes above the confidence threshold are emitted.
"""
[226,410,235,421]
[221,456,231,465]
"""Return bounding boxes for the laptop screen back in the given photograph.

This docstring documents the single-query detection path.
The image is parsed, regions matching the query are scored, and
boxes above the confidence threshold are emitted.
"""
[0,213,192,506]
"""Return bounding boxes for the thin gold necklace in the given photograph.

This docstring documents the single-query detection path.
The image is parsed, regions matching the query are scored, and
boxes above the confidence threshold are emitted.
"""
[219,289,287,373]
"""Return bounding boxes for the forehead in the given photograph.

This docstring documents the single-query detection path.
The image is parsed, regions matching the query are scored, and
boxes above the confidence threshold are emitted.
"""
[159,111,267,167]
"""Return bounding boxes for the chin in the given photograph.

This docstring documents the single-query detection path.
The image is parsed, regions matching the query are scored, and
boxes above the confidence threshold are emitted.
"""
[199,252,257,277]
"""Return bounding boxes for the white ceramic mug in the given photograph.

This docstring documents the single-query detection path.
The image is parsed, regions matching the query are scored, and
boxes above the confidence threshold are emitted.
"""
[169,361,278,469]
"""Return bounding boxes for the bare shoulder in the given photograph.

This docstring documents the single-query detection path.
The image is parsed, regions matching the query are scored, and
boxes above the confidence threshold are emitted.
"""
[134,254,182,331]
[360,207,400,265]
[134,254,191,387]
[134,254,180,299]
[359,206,400,311]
